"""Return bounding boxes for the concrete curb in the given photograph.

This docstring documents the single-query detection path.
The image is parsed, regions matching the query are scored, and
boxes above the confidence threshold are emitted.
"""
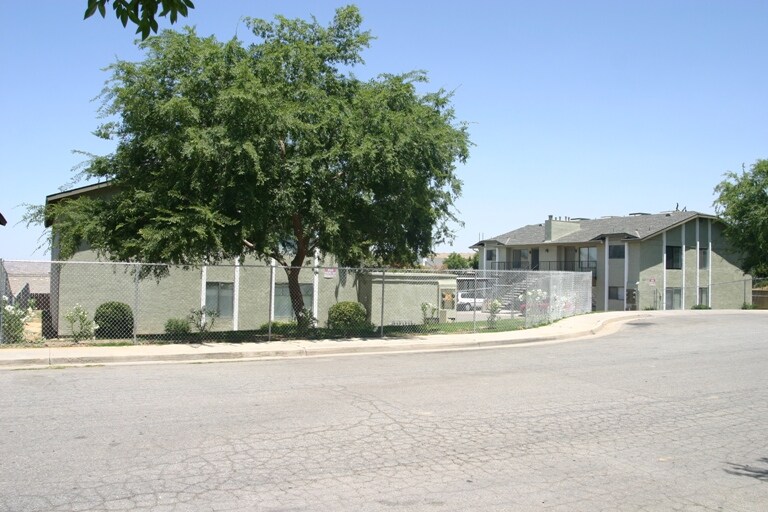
[0,312,654,369]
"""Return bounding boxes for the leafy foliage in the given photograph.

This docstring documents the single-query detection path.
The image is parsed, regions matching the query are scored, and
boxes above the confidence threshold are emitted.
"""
[443,252,470,269]
[2,296,34,343]
[64,304,97,342]
[327,301,371,334]
[84,0,195,39]
[164,317,191,336]
[714,159,768,275]
[94,301,134,338]
[46,6,471,320]
[468,252,479,270]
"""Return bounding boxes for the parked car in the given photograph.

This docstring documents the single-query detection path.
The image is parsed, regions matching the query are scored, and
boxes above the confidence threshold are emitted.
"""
[456,292,484,311]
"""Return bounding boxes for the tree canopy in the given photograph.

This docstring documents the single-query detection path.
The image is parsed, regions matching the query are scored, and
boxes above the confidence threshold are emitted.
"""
[47,5,471,319]
[85,0,195,39]
[714,159,768,276]
[443,252,470,269]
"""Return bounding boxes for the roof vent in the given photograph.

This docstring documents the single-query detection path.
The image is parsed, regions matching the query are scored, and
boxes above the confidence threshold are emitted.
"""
[628,212,650,216]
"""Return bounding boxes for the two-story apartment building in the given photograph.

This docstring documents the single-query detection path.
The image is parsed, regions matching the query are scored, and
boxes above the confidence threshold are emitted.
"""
[471,211,750,311]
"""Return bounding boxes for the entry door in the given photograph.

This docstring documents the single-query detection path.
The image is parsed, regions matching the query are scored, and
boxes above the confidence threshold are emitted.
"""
[531,249,539,270]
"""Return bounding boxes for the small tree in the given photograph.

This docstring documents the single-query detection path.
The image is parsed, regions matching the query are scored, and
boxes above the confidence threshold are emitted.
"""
[714,159,768,275]
[443,252,470,269]
[468,252,479,270]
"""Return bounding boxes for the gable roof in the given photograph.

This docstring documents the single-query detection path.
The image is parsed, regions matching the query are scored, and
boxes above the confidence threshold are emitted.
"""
[473,211,718,248]
[1,261,51,295]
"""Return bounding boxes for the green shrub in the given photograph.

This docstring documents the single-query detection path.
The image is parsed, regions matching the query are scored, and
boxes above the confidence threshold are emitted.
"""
[691,304,711,310]
[327,302,372,334]
[94,302,134,339]
[741,302,757,310]
[188,308,219,332]
[65,303,97,342]
[164,318,191,336]
[1,296,33,343]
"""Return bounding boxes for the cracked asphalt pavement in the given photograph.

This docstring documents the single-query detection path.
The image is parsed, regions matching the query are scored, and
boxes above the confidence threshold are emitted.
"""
[1,312,767,511]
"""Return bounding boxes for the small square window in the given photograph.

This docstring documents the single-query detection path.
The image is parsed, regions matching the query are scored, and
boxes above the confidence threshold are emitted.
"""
[609,245,625,259]
[485,249,496,261]
[608,286,624,300]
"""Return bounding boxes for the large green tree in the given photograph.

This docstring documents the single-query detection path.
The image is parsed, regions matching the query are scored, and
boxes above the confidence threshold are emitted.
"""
[714,159,768,276]
[47,6,470,321]
[85,0,195,39]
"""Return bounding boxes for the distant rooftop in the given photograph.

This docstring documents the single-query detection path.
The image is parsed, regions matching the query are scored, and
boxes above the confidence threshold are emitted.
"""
[472,210,717,248]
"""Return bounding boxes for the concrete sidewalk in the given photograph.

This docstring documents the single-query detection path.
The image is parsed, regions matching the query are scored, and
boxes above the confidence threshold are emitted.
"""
[0,311,657,369]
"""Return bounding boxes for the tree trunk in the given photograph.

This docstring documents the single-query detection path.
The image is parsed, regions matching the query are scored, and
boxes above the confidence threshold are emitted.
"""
[285,265,305,320]
[285,214,311,323]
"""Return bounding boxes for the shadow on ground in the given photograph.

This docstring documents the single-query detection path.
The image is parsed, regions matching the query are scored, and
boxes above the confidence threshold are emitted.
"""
[724,458,768,481]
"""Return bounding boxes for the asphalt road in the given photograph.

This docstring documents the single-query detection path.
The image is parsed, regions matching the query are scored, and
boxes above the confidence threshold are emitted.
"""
[1,313,767,511]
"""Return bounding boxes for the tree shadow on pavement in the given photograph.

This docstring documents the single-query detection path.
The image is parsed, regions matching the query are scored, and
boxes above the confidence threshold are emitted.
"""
[724,458,768,481]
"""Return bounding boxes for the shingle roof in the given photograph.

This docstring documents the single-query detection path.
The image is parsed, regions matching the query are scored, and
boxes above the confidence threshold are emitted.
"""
[473,211,716,248]
[2,261,51,295]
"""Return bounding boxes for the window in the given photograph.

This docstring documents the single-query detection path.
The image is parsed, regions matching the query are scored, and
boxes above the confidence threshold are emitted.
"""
[665,246,682,269]
[205,282,234,317]
[609,245,625,259]
[485,249,496,261]
[511,249,530,269]
[578,247,597,274]
[274,283,314,320]
[698,287,709,307]
[699,248,708,269]
[665,287,682,310]
[608,286,625,300]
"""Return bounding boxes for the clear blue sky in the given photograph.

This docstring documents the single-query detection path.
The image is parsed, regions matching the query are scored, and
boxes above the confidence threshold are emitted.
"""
[1,0,766,261]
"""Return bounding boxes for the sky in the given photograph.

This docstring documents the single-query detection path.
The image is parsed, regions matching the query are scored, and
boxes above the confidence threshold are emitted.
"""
[1,0,766,261]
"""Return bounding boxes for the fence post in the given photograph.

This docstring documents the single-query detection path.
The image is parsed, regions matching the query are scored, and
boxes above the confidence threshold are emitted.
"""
[268,260,275,342]
[472,270,477,333]
[0,259,5,344]
[744,279,748,306]
[133,263,140,344]
[380,269,385,338]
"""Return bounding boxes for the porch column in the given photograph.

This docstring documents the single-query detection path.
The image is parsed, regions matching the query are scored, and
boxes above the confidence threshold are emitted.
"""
[662,232,667,310]
[708,220,713,306]
[624,241,629,311]
[681,223,686,308]
[696,220,700,305]
[604,236,609,312]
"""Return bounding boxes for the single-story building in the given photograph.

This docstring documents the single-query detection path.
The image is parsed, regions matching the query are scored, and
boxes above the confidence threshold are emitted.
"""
[43,183,459,336]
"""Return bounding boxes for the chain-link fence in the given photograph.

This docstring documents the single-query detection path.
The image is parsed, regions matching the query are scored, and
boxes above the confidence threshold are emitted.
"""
[638,277,762,310]
[0,259,596,344]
